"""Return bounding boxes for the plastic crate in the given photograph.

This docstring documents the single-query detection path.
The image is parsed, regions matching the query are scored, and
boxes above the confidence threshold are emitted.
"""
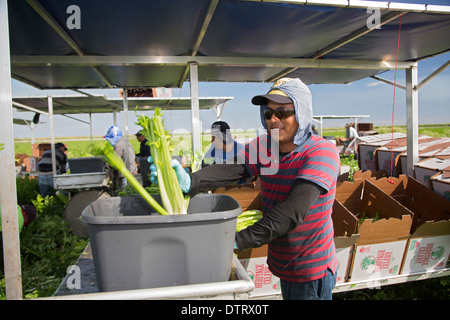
[81,194,241,292]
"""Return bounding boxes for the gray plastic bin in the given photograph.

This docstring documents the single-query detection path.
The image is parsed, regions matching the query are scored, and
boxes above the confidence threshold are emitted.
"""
[81,194,241,292]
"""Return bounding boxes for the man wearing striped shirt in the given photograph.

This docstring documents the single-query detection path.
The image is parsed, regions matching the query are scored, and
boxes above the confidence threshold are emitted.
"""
[168,78,340,299]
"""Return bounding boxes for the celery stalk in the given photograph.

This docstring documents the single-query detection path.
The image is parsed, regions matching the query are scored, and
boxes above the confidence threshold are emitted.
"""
[137,108,189,214]
[92,141,169,215]
[236,210,263,232]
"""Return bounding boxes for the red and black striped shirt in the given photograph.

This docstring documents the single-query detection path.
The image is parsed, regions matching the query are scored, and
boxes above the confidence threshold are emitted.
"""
[240,134,340,282]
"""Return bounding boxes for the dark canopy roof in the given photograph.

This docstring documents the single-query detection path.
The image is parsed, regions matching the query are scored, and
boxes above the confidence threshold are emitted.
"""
[9,0,450,89]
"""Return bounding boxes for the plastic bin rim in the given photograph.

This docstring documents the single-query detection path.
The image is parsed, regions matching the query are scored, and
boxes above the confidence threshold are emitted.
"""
[81,194,242,225]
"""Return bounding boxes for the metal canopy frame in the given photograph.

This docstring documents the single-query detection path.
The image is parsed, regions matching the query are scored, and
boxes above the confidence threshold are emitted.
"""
[13,94,232,146]
[1,0,450,300]
[312,114,371,137]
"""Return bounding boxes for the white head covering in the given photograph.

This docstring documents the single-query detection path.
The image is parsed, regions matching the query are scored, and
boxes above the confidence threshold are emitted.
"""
[252,77,313,148]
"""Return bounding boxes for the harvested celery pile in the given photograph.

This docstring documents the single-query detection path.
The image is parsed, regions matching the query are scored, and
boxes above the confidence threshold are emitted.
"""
[136,108,189,215]
[90,140,169,215]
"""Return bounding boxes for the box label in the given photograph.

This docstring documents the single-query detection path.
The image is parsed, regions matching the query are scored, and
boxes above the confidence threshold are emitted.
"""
[240,257,281,297]
[350,240,407,282]
[401,235,450,274]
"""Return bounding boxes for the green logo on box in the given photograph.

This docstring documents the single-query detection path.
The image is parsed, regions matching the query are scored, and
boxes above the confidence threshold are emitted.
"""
[361,256,375,270]
[431,246,444,260]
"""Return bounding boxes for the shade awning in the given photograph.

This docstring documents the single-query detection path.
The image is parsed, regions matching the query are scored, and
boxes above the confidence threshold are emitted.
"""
[8,0,450,89]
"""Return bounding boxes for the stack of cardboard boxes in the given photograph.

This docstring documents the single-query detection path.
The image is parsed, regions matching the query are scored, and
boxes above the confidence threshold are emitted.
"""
[334,171,450,284]
[357,133,450,201]
[216,169,449,297]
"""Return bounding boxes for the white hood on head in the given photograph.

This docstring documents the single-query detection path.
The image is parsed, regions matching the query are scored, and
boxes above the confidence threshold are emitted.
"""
[258,78,313,148]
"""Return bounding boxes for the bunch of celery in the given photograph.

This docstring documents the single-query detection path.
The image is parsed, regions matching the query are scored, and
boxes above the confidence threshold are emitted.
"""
[91,141,169,215]
[137,108,189,215]
[236,210,263,232]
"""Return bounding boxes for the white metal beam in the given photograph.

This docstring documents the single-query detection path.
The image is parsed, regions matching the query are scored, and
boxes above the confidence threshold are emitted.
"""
[405,64,419,177]
[370,75,407,90]
[122,89,130,171]
[0,0,22,300]
[250,0,450,13]
[12,101,49,115]
[48,96,56,175]
[189,62,202,162]
[11,55,417,70]
[416,59,450,90]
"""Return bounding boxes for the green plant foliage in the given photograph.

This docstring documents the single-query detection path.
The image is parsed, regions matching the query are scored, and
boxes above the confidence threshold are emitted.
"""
[16,176,40,205]
[340,154,359,181]
[1,193,88,299]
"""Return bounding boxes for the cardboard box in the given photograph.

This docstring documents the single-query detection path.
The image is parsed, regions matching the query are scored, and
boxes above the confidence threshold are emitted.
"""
[374,146,404,177]
[29,157,38,172]
[213,179,261,212]
[369,175,450,274]
[356,132,407,146]
[374,136,438,177]
[357,123,373,132]
[414,157,450,188]
[352,169,388,182]
[397,139,450,175]
[370,175,449,231]
[219,179,280,297]
[401,221,450,274]
[351,240,409,281]
[32,143,51,157]
[332,198,360,283]
[399,179,450,274]
[235,246,281,297]
[337,180,413,282]
[357,134,407,172]
[430,172,450,201]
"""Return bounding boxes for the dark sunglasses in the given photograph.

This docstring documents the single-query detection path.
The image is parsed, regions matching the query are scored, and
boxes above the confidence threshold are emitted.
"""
[263,107,295,120]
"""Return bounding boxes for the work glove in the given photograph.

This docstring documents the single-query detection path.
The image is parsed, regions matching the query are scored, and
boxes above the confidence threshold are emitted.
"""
[148,156,191,193]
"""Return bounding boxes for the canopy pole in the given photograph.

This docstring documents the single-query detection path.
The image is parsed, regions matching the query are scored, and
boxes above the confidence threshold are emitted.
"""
[189,62,202,162]
[48,96,56,175]
[89,113,93,141]
[122,89,130,171]
[405,64,419,177]
[0,0,22,300]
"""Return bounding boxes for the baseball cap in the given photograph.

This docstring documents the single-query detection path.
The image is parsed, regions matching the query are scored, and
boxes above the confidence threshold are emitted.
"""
[55,142,67,150]
[135,130,143,137]
[251,78,294,105]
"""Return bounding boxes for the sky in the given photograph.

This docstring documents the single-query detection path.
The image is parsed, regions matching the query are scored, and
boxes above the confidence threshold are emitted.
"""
[11,0,450,139]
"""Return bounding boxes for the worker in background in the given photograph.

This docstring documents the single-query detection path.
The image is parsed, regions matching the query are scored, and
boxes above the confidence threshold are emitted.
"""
[312,125,318,135]
[135,130,152,187]
[202,121,245,167]
[105,125,137,190]
[37,142,68,197]
[151,78,340,300]
[343,122,359,155]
